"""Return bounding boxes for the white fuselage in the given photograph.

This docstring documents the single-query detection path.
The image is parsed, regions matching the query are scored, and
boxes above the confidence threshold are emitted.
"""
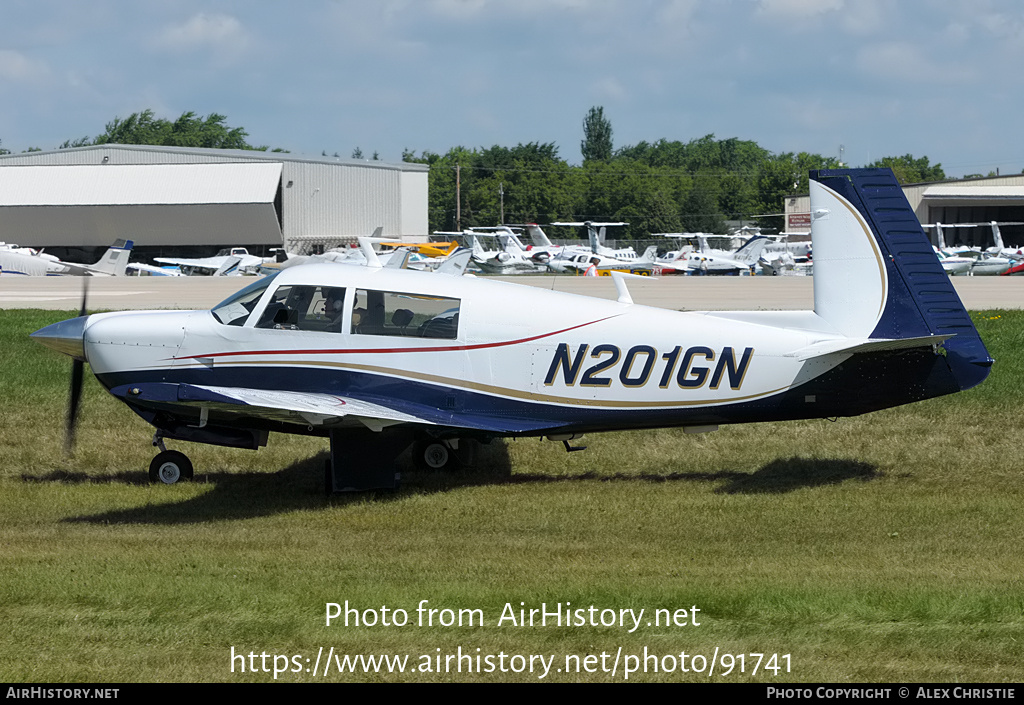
[79,264,847,430]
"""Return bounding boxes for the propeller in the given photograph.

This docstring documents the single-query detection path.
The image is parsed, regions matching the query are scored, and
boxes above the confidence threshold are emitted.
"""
[64,279,88,456]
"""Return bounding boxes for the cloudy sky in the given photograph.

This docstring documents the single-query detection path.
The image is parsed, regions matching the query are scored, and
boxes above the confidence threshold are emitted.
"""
[1,0,1021,177]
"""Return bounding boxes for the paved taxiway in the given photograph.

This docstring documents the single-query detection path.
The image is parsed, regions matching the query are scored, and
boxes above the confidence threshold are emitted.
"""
[0,275,1021,312]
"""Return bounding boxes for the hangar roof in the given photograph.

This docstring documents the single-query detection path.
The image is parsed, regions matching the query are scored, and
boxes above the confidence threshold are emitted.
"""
[0,143,429,172]
[922,185,1024,200]
[0,162,282,206]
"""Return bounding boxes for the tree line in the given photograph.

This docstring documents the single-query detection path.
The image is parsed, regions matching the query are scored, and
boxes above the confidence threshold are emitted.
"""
[403,106,948,237]
[3,107,950,238]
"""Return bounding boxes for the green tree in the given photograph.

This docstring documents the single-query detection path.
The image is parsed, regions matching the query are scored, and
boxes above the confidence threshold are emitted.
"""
[754,151,840,231]
[867,154,945,184]
[681,171,725,233]
[67,109,273,151]
[581,106,613,163]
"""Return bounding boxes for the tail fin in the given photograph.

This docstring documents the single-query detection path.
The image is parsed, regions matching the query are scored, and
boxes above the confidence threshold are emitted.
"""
[213,255,241,276]
[469,234,486,258]
[435,248,472,276]
[990,221,1004,251]
[586,224,600,254]
[383,248,413,269]
[498,233,525,256]
[525,224,552,248]
[733,236,768,265]
[810,168,992,391]
[89,239,133,276]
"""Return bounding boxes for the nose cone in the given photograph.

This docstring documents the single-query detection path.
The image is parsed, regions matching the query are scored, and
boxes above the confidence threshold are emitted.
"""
[31,316,89,360]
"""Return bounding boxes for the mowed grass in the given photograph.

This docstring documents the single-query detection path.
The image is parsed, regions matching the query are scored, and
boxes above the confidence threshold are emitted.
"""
[1,309,1022,682]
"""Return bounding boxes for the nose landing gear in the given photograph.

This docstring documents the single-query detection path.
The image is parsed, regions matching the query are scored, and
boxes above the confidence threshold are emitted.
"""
[149,450,194,484]
[149,433,194,484]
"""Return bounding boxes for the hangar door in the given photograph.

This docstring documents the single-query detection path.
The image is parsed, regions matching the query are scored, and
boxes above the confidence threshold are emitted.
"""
[0,162,284,249]
[923,185,1024,248]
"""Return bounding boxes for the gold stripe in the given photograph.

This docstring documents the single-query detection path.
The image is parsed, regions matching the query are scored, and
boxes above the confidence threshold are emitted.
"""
[180,358,792,409]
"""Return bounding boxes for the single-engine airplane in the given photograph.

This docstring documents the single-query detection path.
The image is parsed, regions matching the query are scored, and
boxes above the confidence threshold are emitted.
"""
[32,169,992,493]
[1,239,134,277]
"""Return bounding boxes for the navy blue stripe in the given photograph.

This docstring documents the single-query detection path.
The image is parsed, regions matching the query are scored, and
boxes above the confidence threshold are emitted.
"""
[96,347,964,438]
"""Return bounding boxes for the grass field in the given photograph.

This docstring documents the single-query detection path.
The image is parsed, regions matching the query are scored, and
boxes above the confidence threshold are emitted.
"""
[1,308,1022,682]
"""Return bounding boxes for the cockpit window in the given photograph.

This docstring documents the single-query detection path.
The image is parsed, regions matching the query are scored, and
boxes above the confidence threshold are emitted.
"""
[211,273,280,326]
[255,284,347,332]
[352,289,459,339]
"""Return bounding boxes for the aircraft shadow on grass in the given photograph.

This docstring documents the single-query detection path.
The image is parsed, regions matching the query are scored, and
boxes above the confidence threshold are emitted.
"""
[507,456,879,495]
[30,444,877,525]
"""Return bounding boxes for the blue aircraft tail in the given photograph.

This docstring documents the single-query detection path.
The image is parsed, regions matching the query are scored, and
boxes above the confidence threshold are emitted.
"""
[809,168,992,391]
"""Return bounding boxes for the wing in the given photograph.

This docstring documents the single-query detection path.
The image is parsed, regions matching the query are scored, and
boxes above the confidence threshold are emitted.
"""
[153,256,226,271]
[126,262,183,276]
[111,382,435,432]
[110,382,568,435]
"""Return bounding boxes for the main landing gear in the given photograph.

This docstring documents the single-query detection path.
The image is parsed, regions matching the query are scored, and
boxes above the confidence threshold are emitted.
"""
[411,438,468,472]
[149,434,193,484]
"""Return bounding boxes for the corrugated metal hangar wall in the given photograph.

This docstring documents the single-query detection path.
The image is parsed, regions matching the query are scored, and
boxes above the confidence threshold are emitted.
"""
[785,174,1024,249]
[0,145,429,258]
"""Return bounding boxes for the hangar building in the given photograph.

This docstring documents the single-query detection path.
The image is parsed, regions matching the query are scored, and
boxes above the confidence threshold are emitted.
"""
[784,173,1024,249]
[0,144,429,261]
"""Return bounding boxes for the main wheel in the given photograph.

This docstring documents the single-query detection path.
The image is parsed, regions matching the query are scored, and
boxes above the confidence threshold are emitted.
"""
[413,439,461,472]
[149,450,194,484]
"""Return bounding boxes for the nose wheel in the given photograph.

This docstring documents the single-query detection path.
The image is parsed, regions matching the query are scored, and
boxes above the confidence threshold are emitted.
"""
[149,450,194,484]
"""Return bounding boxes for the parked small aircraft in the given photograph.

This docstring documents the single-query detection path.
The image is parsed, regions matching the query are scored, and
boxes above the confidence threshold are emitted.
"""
[546,245,659,274]
[155,247,281,276]
[0,239,134,277]
[922,223,1017,276]
[517,224,564,263]
[32,169,992,493]
[652,235,768,275]
[551,221,636,259]
[379,240,460,259]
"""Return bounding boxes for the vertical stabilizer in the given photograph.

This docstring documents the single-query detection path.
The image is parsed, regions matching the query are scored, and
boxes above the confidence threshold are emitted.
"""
[89,239,134,276]
[810,169,992,391]
[733,236,769,266]
[525,224,552,248]
[990,221,1004,251]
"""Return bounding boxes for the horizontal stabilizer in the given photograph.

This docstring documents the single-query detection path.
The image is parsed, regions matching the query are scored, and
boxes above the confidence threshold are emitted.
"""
[787,334,954,362]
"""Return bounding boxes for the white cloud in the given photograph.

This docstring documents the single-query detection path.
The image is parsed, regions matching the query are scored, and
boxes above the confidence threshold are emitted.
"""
[0,50,50,83]
[155,13,252,57]
[837,0,886,35]
[855,41,971,83]
[976,10,1024,43]
[756,0,844,19]
[592,76,628,102]
[427,0,594,18]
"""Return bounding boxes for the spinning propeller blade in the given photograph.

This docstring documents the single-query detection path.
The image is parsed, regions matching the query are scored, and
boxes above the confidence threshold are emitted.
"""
[64,280,88,455]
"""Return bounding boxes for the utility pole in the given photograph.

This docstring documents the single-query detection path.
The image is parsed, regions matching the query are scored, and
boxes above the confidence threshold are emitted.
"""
[455,164,461,232]
[499,182,504,225]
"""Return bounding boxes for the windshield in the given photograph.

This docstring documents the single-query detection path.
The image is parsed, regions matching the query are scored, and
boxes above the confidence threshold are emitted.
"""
[211,272,280,325]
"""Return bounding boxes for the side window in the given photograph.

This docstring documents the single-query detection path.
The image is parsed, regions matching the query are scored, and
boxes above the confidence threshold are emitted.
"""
[255,285,347,332]
[352,289,459,339]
